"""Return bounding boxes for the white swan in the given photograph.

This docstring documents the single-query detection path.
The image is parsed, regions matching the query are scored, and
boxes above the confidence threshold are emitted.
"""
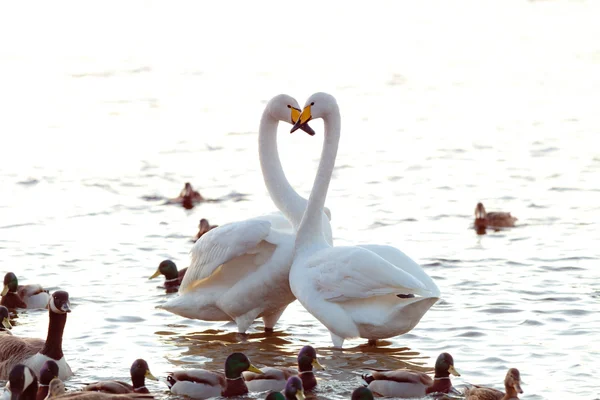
[159,94,333,333]
[289,92,440,348]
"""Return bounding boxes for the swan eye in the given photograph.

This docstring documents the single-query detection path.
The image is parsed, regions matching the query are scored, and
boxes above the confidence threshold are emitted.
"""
[310,102,315,106]
[287,105,291,108]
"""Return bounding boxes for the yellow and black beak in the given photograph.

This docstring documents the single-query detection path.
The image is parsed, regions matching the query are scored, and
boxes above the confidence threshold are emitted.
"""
[145,370,159,381]
[248,364,264,374]
[291,105,315,136]
[1,284,8,296]
[296,389,306,400]
[149,269,161,280]
[2,317,11,330]
[312,358,325,370]
[448,365,460,377]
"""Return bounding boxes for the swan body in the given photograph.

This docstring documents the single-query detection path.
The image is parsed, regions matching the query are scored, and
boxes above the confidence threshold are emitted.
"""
[160,95,332,333]
[289,93,440,348]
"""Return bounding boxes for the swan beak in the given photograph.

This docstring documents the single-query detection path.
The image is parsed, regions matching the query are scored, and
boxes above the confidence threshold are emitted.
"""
[448,365,460,376]
[296,389,306,400]
[2,317,11,329]
[291,105,313,134]
[145,370,159,381]
[149,269,161,280]
[312,358,325,370]
[290,106,315,136]
[248,365,264,374]
[1,285,8,296]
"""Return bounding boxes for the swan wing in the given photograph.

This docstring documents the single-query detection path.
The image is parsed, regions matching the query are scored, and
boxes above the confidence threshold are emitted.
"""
[306,246,429,302]
[179,219,273,293]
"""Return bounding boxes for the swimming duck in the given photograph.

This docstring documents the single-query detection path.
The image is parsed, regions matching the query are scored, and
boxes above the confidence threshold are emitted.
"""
[1,272,51,310]
[45,378,155,399]
[474,203,517,229]
[83,359,157,394]
[361,352,460,398]
[264,376,305,400]
[244,345,324,392]
[194,219,218,242]
[464,368,523,400]
[179,182,204,209]
[36,360,59,400]
[149,260,187,293]
[0,290,72,380]
[351,387,374,400]
[1,305,12,335]
[166,352,263,399]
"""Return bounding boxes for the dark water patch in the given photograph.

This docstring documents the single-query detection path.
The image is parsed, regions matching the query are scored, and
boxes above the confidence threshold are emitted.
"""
[527,203,547,208]
[558,329,593,336]
[0,222,40,229]
[505,260,530,266]
[17,178,39,185]
[549,187,581,192]
[454,331,486,338]
[538,265,585,272]
[480,308,523,314]
[520,319,544,326]
[555,309,591,316]
[540,296,580,302]
[105,316,146,323]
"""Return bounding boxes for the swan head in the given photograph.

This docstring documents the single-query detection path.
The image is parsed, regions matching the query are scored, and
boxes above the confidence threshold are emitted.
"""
[267,94,315,136]
[290,92,338,133]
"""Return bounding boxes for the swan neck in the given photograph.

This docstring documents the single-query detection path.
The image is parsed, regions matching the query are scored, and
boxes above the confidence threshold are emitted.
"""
[296,109,340,249]
[259,111,305,228]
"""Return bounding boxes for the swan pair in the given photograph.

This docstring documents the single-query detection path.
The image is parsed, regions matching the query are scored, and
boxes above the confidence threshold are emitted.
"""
[161,93,440,348]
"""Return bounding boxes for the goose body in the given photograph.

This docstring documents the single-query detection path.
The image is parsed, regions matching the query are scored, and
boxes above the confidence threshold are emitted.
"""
[0,291,72,380]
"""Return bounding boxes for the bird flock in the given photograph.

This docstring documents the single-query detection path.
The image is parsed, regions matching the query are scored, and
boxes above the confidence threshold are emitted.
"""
[1,93,521,400]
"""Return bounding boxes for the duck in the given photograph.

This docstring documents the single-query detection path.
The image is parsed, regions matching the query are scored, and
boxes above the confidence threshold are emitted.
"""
[244,345,324,392]
[159,95,333,334]
[264,376,305,400]
[177,182,204,209]
[474,203,517,229]
[1,305,12,335]
[44,378,155,399]
[36,360,59,400]
[351,387,374,400]
[83,359,157,394]
[288,92,440,348]
[361,352,460,397]
[149,260,187,293]
[165,352,263,399]
[194,219,218,242]
[464,368,523,400]
[2,272,51,310]
[0,290,73,380]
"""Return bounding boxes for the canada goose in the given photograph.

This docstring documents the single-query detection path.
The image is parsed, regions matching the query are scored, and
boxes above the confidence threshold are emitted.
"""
[0,290,72,380]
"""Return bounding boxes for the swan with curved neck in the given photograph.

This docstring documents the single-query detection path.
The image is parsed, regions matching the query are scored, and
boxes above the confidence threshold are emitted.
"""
[289,92,440,348]
[160,94,332,333]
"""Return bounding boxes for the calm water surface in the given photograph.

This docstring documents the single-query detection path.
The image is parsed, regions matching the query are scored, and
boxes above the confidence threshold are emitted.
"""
[1,1,599,399]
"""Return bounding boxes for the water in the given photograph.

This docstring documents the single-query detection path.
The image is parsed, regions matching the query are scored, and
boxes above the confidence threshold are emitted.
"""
[1,0,599,399]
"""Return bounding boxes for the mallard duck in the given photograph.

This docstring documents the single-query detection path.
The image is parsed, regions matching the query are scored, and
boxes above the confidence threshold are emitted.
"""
[244,345,324,392]
[45,378,155,399]
[0,290,72,380]
[149,260,187,293]
[159,95,333,334]
[194,219,218,242]
[474,203,517,229]
[166,352,263,399]
[351,387,374,400]
[264,376,305,400]
[464,368,523,400]
[1,305,12,335]
[36,360,59,400]
[1,272,51,310]
[361,352,460,398]
[178,182,204,209]
[83,359,157,394]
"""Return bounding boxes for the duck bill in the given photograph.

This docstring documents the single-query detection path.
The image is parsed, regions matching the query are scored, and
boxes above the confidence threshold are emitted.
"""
[514,381,523,394]
[296,389,306,400]
[248,364,263,374]
[145,370,158,381]
[312,359,325,370]
[1,285,8,296]
[149,269,161,280]
[448,365,460,377]
[2,317,12,329]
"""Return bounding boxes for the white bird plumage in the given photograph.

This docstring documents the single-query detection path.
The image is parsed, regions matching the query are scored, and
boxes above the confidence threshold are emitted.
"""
[289,92,440,348]
[159,94,333,333]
